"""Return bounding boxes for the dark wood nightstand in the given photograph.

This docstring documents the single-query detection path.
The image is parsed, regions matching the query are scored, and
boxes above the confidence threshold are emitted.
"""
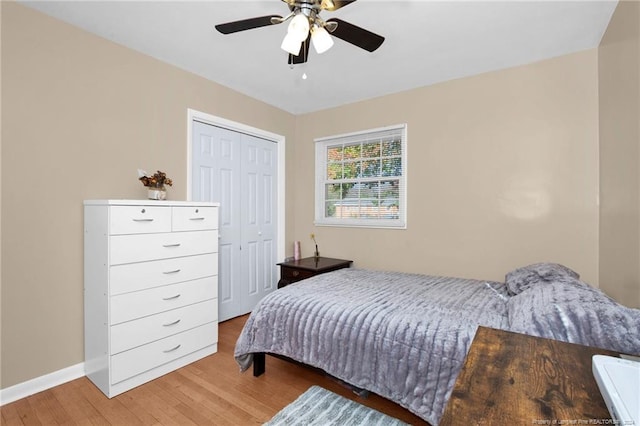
[277,257,353,289]
[440,326,617,425]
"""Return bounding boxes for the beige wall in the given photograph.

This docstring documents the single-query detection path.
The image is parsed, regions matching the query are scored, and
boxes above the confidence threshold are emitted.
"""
[0,3,296,388]
[294,50,600,285]
[599,0,640,308]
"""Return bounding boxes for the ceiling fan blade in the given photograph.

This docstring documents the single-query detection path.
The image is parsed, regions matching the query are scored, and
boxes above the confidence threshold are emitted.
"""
[325,18,384,52]
[215,15,283,34]
[288,34,311,65]
[322,0,357,12]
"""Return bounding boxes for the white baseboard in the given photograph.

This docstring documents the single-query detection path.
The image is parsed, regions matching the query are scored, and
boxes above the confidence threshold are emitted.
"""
[0,363,85,406]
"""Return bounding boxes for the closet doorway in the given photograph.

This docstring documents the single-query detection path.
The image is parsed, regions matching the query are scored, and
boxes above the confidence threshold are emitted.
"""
[187,109,285,321]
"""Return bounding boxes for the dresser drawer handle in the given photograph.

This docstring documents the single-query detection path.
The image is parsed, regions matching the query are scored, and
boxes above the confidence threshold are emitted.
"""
[189,217,205,221]
[163,344,181,353]
[163,319,181,327]
[162,294,181,301]
[163,243,181,248]
[292,271,300,277]
[132,218,154,222]
[163,269,181,274]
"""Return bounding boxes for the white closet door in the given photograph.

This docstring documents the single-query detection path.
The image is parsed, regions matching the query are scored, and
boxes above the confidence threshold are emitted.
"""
[191,120,277,321]
[240,134,278,313]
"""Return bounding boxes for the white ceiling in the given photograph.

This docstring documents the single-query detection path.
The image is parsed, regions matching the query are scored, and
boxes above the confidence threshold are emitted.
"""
[21,0,617,115]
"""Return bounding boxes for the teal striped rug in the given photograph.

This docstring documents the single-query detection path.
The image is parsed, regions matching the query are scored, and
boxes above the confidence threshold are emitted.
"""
[264,386,409,426]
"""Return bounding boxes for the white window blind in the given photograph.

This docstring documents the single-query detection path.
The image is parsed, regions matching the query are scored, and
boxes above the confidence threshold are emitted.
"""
[314,124,407,228]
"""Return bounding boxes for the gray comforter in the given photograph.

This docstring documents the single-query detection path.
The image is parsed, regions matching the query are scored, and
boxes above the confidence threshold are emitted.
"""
[235,268,511,424]
[235,265,640,425]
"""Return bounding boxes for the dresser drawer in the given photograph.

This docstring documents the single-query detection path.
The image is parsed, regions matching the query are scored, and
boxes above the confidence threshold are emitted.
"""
[281,266,315,282]
[109,230,218,265]
[110,253,218,296]
[110,299,217,354]
[172,206,218,232]
[110,321,218,385]
[110,276,217,325]
[109,206,171,235]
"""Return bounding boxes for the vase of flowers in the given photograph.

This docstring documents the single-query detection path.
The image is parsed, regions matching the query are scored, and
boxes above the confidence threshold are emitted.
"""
[147,187,167,200]
[310,233,319,259]
[138,170,173,200]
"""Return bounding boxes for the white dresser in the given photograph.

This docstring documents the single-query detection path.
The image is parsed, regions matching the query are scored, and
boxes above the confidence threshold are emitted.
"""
[83,200,220,397]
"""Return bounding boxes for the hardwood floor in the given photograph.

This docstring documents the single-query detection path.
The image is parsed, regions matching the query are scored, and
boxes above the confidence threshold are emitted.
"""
[1,315,428,425]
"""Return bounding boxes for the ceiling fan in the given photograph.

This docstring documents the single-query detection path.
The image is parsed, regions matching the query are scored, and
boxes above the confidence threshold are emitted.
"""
[215,0,385,65]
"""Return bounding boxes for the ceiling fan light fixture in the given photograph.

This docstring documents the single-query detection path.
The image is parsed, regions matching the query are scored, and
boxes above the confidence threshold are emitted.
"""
[215,1,386,65]
[311,25,334,54]
[287,13,310,42]
[281,31,302,55]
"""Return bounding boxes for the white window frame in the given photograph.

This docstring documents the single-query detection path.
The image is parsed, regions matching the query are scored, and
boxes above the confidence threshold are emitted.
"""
[314,124,407,229]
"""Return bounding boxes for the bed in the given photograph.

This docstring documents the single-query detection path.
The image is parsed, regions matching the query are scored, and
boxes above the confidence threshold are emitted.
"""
[234,263,640,425]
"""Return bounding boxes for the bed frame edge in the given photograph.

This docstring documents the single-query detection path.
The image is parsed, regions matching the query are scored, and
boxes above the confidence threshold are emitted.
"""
[253,352,265,376]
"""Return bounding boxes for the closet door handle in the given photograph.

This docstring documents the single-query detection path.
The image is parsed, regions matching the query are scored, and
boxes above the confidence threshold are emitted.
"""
[162,294,181,301]
[163,243,181,248]
[163,344,181,353]
[132,218,154,222]
[163,269,181,274]
[163,319,181,327]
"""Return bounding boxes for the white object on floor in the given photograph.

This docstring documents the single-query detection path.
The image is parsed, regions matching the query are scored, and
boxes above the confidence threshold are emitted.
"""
[592,354,640,426]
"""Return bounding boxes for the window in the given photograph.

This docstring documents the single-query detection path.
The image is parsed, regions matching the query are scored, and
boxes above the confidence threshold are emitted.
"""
[315,124,407,228]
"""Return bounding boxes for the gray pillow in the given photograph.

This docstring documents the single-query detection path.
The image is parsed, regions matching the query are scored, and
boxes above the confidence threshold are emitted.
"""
[508,279,640,355]
[505,262,580,296]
